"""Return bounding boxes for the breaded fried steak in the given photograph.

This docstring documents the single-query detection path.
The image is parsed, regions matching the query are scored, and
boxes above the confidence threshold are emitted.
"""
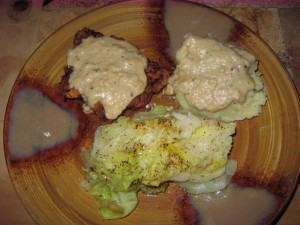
[57,27,173,120]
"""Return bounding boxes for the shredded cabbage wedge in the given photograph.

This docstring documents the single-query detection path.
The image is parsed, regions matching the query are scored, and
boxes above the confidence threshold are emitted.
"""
[82,107,236,219]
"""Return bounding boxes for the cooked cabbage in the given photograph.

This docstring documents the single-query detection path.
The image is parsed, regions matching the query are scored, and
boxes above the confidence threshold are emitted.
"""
[178,159,237,194]
[82,108,236,219]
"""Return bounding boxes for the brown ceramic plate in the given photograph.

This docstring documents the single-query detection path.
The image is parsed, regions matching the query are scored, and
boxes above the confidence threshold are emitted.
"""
[4,1,300,225]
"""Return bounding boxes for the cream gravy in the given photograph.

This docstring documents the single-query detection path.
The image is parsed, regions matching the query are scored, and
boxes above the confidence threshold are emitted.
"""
[67,36,147,119]
[168,35,256,112]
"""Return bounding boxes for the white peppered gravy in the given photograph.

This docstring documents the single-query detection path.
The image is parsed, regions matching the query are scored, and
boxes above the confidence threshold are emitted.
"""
[168,35,256,112]
[67,36,147,119]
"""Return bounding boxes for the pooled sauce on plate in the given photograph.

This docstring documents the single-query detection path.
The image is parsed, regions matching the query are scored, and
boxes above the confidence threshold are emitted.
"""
[8,88,79,158]
[168,35,256,112]
[67,36,148,119]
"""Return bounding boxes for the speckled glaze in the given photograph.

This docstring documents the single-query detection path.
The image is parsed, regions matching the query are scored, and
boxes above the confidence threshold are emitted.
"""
[3,0,300,225]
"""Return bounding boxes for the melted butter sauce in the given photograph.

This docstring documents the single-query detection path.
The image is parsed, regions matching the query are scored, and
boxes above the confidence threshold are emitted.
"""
[191,184,276,225]
[8,88,79,158]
